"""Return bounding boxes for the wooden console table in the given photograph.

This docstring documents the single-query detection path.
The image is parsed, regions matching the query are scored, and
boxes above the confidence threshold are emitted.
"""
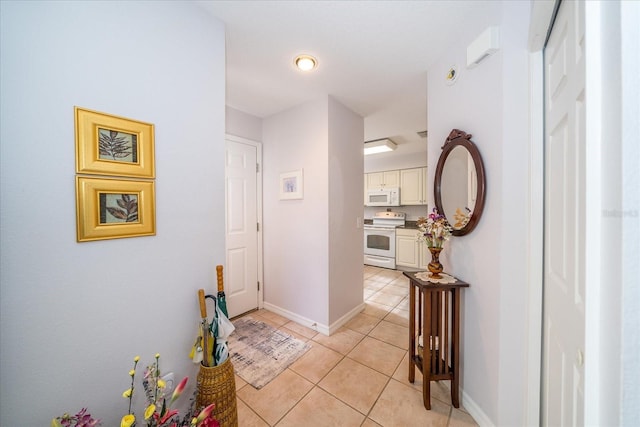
[403,271,469,410]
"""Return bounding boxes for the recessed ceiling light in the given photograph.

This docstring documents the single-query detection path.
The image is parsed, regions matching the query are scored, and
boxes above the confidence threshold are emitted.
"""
[294,54,317,72]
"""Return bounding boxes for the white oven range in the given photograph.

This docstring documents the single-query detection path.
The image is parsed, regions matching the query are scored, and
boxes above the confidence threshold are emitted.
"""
[363,211,406,269]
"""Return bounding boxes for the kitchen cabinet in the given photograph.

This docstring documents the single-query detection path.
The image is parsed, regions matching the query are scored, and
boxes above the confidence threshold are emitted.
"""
[400,167,428,205]
[396,228,430,269]
[366,170,400,189]
[364,170,400,204]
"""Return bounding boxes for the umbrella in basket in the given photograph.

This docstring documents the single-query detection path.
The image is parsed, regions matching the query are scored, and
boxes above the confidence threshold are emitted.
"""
[197,289,214,367]
[212,298,235,365]
[215,265,228,318]
[212,266,235,365]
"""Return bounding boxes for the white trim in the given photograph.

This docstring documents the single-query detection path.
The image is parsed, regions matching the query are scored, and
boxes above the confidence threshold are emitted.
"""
[262,301,329,335]
[583,1,603,422]
[225,133,264,312]
[525,50,544,427]
[526,1,555,424]
[261,300,365,337]
[327,302,366,335]
[462,389,495,427]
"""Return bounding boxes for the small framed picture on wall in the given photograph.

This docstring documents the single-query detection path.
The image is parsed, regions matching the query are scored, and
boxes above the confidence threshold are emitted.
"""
[279,169,303,200]
[75,107,155,178]
[75,176,156,242]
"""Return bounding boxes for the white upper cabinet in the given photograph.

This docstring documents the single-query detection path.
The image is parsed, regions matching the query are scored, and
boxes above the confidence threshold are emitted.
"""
[400,167,428,205]
[364,167,427,206]
[366,170,400,189]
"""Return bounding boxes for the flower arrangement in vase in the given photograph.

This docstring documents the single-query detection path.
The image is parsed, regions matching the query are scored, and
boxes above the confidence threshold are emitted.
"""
[416,208,453,278]
[53,353,219,427]
[121,354,218,427]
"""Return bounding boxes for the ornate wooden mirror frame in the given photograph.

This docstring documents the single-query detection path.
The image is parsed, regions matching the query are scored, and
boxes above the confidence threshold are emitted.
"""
[434,129,486,236]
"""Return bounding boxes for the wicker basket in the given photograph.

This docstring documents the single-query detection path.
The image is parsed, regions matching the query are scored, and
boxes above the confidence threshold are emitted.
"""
[196,358,238,427]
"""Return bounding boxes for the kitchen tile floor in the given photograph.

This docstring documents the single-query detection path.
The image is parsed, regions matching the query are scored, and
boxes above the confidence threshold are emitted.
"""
[233,265,479,427]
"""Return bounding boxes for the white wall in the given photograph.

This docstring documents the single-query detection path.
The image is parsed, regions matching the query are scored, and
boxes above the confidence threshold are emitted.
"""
[589,1,640,424]
[426,1,531,425]
[226,106,263,142]
[262,98,331,325]
[496,2,532,424]
[0,2,226,425]
[620,1,640,423]
[328,97,365,324]
[262,96,363,331]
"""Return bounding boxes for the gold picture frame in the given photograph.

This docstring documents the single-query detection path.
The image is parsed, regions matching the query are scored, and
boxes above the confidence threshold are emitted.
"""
[76,176,156,242]
[75,106,155,178]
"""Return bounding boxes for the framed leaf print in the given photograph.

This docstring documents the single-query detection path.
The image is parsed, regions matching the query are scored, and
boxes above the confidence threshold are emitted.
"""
[75,107,155,178]
[76,176,156,242]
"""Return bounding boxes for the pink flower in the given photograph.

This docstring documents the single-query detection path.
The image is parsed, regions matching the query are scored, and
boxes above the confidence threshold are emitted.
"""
[169,377,188,405]
[193,403,216,425]
[158,409,179,425]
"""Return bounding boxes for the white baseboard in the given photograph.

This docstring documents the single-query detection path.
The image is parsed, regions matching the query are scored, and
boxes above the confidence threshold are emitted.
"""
[261,301,365,337]
[327,302,366,335]
[462,389,494,427]
[262,302,330,335]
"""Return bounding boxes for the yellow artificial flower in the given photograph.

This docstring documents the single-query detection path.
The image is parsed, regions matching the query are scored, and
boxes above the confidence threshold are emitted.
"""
[122,388,132,398]
[157,379,166,389]
[51,419,63,427]
[129,369,135,377]
[134,355,140,362]
[155,353,160,359]
[121,414,135,427]
[144,404,156,420]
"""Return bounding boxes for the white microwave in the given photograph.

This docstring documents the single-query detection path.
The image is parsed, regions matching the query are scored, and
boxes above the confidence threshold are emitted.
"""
[366,187,400,206]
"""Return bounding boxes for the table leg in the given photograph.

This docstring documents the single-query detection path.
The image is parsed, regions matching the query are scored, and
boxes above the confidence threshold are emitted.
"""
[408,282,416,383]
[422,289,431,410]
[451,288,461,408]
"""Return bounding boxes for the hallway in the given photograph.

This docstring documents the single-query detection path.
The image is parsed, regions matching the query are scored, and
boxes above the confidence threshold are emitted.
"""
[233,266,478,426]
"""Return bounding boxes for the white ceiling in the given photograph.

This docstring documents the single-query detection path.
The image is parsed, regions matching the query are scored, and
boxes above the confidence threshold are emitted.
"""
[196,0,490,152]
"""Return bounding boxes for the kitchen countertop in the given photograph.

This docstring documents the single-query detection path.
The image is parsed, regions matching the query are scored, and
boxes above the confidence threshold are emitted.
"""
[401,220,419,229]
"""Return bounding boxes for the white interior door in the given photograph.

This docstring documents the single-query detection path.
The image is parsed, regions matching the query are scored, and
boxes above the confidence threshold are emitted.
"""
[542,0,586,425]
[225,136,261,318]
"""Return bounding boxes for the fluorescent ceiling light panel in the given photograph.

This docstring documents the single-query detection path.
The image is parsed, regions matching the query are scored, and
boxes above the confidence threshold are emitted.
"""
[364,138,397,155]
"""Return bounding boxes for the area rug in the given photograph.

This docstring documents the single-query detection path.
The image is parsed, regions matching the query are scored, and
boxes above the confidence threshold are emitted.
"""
[228,317,311,389]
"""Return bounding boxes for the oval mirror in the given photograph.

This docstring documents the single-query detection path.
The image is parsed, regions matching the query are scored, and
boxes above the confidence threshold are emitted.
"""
[434,129,486,236]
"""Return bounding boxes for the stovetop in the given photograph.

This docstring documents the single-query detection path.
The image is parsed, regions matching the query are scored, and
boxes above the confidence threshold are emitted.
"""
[369,211,406,227]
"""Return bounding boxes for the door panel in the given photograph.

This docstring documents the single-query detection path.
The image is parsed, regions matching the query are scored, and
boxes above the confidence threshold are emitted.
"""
[542,0,586,424]
[225,139,259,317]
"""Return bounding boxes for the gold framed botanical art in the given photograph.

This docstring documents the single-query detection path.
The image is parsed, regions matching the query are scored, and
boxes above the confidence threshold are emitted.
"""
[76,176,156,242]
[75,106,155,178]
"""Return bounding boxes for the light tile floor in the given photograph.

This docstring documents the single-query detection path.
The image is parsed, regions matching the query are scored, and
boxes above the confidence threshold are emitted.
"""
[234,265,479,427]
